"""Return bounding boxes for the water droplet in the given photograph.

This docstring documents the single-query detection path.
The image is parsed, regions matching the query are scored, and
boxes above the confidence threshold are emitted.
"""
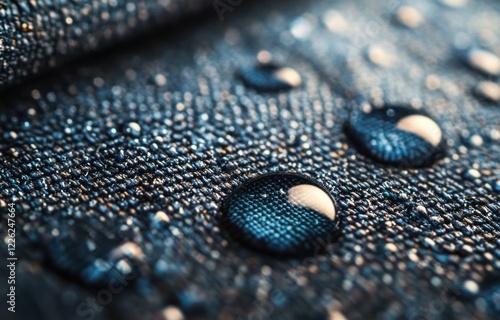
[161,306,185,320]
[323,10,348,34]
[425,74,441,91]
[470,134,484,146]
[463,280,479,295]
[154,74,167,86]
[464,48,500,76]
[239,62,302,92]
[290,16,314,39]
[154,210,170,223]
[223,173,339,256]
[416,205,428,215]
[385,243,398,252]
[464,168,481,180]
[475,81,500,103]
[256,50,272,64]
[346,105,444,166]
[367,45,396,67]
[395,6,424,29]
[126,122,141,137]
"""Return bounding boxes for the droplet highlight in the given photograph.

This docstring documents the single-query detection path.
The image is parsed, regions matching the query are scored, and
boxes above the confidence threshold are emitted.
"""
[346,105,444,166]
[396,115,442,147]
[223,173,339,256]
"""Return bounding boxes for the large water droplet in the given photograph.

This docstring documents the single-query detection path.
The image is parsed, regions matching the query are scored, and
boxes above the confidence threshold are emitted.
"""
[223,173,339,256]
[239,58,302,92]
[346,105,444,166]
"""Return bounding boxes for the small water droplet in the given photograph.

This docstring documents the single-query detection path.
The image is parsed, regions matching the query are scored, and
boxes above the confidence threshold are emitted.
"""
[154,74,167,86]
[367,45,396,67]
[426,74,441,91]
[416,205,428,215]
[464,168,481,180]
[463,280,479,295]
[290,16,314,39]
[395,6,424,29]
[223,173,339,256]
[475,81,500,103]
[323,10,348,34]
[126,122,141,137]
[464,48,500,76]
[239,61,302,92]
[469,134,484,146]
[154,210,170,223]
[161,306,185,320]
[346,105,444,166]
[256,50,273,64]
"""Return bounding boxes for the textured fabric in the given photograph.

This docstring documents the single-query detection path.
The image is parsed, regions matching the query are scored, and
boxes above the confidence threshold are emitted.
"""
[0,0,209,90]
[0,0,500,320]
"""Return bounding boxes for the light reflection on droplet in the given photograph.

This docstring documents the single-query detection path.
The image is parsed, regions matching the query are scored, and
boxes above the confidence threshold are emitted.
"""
[396,114,442,147]
[273,67,302,88]
[288,184,336,220]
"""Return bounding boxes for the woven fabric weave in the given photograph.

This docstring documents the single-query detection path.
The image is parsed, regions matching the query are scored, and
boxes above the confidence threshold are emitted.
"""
[0,0,499,319]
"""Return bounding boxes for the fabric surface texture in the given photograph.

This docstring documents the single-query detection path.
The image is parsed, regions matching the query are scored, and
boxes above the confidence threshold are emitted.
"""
[0,0,499,319]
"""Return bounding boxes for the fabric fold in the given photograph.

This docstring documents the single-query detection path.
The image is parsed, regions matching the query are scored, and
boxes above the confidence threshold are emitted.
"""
[0,0,210,91]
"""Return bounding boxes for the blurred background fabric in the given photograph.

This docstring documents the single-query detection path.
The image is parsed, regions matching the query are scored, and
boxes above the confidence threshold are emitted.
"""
[0,0,500,319]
